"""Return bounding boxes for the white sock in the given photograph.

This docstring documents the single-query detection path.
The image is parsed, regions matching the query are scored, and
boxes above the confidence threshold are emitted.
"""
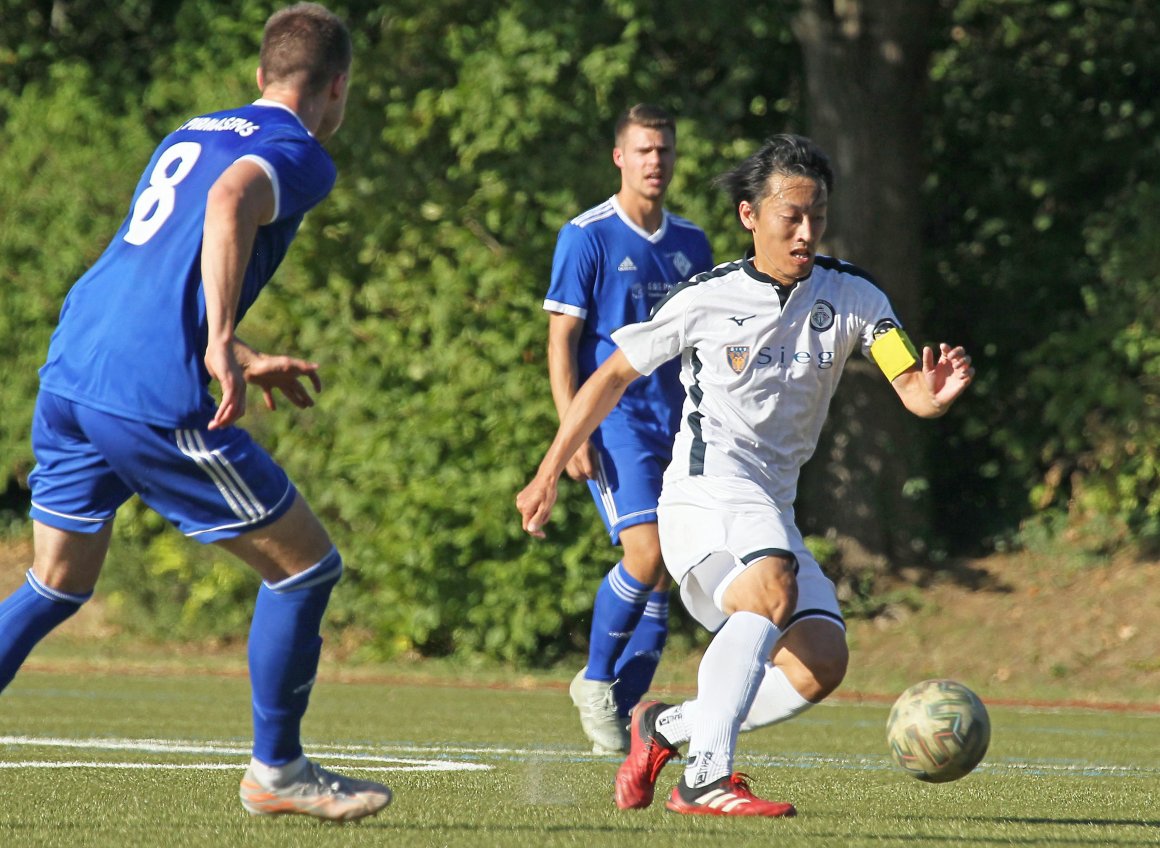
[656,662,812,746]
[655,701,692,747]
[740,663,814,731]
[683,611,779,789]
[249,754,308,788]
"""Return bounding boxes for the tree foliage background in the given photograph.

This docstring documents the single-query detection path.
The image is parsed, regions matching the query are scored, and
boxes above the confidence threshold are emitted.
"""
[1,0,1156,663]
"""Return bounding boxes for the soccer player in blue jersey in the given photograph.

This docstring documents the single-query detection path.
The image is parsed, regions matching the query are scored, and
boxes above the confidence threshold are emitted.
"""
[0,4,390,822]
[545,104,714,753]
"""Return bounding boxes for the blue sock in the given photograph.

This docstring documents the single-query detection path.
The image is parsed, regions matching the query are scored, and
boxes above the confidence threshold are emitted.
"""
[613,590,669,717]
[248,548,343,766]
[0,571,91,692]
[586,561,650,682]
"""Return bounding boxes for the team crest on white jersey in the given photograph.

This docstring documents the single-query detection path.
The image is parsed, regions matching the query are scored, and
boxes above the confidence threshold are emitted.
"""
[618,256,638,272]
[669,250,692,277]
[810,299,835,331]
[726,345,750,374]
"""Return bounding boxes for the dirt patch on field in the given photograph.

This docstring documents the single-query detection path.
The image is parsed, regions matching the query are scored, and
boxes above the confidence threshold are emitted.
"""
[840,549,1159,707]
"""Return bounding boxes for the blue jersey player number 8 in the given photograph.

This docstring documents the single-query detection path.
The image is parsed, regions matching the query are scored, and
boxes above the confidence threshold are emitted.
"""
[124,142,203,245]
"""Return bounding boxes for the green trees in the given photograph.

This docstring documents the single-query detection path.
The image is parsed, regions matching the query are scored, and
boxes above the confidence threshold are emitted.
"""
[924,0,1160,550]
[2,0,1156,660]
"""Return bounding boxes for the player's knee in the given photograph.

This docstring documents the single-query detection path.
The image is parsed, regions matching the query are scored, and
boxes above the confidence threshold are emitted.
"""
[620,532,666,586]
[622,556,665,587]
[266,547,344,593]
[804,649,848,700]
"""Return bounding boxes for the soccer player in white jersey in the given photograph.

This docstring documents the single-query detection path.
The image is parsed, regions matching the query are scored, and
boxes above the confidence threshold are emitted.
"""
[0,4,391,822]
[518,134,974,816]
[545,104,713,753]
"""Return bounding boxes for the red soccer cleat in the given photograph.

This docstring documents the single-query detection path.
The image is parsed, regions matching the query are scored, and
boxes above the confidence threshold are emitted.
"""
[615,700,680,809]
[664,772,797,817]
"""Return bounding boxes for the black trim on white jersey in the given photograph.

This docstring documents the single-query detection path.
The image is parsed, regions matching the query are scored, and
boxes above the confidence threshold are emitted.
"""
[647,260,741,319]
[741,548,798,572]
[687,350,706,475]
[740,251,798,307]
[786,608,846,628]
[812,253,880,286]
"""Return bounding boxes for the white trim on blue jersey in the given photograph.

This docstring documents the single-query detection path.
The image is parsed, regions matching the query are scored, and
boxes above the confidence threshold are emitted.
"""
[238,154,280,222]
[252,98,312,134]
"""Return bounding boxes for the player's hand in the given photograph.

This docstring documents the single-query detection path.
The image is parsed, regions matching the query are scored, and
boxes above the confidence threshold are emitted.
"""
[516,475,559,539]
[564,441,599,481]
[240,351,323,411]
[205,339,246,429]
[923,343,974,407]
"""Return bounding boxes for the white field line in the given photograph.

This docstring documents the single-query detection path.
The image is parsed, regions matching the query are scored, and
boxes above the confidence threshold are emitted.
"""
[0,735,1155,779]
[0,735,491,773]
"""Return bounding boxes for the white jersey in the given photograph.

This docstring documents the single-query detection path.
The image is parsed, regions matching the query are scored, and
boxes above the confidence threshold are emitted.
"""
[612,254,903,506]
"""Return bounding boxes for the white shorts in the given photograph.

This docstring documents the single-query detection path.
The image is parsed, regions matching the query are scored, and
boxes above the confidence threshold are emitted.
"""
[657,475,845,633]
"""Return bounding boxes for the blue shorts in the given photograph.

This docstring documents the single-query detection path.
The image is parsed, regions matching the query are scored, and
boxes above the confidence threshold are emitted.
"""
[587,426,672,544]
[29,391,297,543]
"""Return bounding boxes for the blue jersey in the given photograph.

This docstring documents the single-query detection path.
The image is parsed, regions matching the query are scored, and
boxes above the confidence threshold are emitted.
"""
[38,99,336,428]
[545,196,713,439]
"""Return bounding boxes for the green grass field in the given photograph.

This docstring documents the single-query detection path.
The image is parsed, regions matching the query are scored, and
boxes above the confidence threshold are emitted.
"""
[1,665,1157,848]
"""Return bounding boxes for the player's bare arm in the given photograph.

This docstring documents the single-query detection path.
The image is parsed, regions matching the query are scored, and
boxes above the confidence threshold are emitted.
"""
[233,339,323,412]
[891,343,975,418]
[202,159,276,430]
[546,312,600,480]
[517,349,643,537]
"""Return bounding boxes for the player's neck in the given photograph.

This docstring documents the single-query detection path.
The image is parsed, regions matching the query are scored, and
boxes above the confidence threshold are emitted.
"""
[259,87,322,136]
[615,190,665,234]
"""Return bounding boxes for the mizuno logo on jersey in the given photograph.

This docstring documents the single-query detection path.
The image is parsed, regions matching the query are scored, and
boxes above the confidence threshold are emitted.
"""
[728,314,757,326]
[726,345,750,374]
[618,256,638,272]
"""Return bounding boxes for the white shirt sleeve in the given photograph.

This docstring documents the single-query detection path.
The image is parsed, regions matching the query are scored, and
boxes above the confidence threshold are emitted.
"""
[611,284,692,376]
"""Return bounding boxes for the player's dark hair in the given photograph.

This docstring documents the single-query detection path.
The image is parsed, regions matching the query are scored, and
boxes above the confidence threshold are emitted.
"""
[715,134,834,214]
[614,103,676,145]
[260,3,352,94]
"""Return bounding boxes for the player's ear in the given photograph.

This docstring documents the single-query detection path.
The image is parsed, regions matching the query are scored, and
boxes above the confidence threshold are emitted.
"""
[256,66,265,92]
[738,200,756,231]
[612,147,624,169]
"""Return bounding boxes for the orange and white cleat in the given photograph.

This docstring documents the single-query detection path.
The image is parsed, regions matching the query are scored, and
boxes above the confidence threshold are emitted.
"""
[240,758,392,822]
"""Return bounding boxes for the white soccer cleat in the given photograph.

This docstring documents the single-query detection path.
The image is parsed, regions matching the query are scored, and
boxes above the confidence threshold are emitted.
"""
[569,666,629,754]
[239,758,392,822]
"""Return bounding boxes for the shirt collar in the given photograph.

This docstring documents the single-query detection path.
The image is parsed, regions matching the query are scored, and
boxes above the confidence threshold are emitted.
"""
[252,98,312,136]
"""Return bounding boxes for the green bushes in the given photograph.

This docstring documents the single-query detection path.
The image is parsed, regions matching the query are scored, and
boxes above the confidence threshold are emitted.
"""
[3,0,1158,661]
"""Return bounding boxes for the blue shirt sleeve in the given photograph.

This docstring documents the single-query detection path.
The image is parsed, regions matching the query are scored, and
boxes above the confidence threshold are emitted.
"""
[545,223,599,317]
[246,133,336,222]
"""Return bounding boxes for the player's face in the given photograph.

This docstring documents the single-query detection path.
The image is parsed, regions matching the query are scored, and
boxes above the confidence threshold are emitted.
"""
[614,124,676,202]
[740,174,828,286]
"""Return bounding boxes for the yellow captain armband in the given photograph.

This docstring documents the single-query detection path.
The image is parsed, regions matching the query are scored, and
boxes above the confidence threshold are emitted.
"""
[870,327,919,381]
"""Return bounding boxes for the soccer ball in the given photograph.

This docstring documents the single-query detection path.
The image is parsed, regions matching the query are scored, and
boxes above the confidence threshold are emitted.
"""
[886,679,990,783]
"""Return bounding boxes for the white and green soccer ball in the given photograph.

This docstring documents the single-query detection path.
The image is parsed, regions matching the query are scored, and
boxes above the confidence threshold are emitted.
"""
[886,678,991,783]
